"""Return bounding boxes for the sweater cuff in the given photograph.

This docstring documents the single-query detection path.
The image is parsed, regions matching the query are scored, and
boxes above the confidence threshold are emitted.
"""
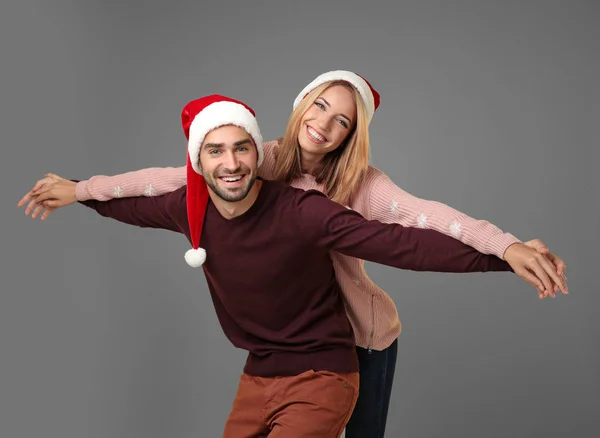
[489,257,514,272]
[75,180,93,202]
[486,233,522,260]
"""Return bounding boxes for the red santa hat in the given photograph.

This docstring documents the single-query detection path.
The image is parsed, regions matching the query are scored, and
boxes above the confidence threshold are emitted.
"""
[180,94,264,267]
[292,70,381,122]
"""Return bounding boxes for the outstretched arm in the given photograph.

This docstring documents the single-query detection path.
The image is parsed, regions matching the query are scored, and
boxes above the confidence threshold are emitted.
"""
[77,167,187,201]
[296,190,568,298]
[17,169,186,220]
[18,175,187,233]
[17,141,283,220]
[360,169,522,257]
[354,168,567,297]
[78,190,186,233]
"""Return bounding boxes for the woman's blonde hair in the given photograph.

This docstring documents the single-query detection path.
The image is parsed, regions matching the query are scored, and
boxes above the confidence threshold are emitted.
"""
[273,81,370,206]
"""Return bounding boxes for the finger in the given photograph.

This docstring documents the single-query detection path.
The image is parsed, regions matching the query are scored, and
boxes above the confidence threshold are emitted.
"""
[40,207,55,220]
[31,202,47,219]
[525,239,547,251]
[531,242,549,254]
[20,177,56,209]
[46,173,65,181]
[516,269,546,296]
[20,177,54,207]
[528,262,555,298]
[546,252,567,277]
[43,200,60,209]
[31,179,48,193]
[537,254,568,295]
[18,191,35,208]
[30,179,61,200]
[32,190,54,204]
[535,253,567,293]
[30,177,54,194]
[529,264,554,298]
[25,197,40,215]
[533,253,566,296]
[31,183,56,197]
[29,192,55,218]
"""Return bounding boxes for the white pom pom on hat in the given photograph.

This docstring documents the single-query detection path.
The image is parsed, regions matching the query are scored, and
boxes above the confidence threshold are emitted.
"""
[184,248,206,268]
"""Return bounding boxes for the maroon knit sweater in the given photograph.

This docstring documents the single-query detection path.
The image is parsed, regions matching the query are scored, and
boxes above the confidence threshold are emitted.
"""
[79,179,512,377]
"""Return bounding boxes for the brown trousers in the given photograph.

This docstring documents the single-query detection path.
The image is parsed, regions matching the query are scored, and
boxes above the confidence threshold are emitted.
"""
[222,369,359,437]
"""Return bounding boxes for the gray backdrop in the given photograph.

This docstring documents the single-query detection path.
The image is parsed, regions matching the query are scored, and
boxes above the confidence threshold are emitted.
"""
[1,0,598,437]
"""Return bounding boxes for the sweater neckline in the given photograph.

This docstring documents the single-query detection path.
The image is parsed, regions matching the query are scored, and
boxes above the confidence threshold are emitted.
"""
[208,177,270,223]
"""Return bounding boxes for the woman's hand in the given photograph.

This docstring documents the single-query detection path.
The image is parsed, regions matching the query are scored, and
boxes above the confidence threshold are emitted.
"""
[505,241,568,299]
[18,173,77,220]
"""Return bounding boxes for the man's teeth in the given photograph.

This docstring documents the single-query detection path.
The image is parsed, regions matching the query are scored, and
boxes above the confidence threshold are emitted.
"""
[221,176,243,182]
[308,126,326,142]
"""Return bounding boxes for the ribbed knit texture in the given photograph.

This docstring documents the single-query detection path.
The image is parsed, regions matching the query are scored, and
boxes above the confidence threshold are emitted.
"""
[75,140,520,350]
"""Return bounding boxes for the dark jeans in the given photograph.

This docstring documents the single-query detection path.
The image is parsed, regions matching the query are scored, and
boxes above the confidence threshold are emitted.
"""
[345,339,398,438]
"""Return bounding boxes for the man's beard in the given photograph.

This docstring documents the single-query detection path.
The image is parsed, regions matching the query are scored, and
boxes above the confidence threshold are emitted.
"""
[203,166,257,202]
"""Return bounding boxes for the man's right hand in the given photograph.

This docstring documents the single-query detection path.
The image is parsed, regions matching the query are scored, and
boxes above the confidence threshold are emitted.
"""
[17,173,77,220]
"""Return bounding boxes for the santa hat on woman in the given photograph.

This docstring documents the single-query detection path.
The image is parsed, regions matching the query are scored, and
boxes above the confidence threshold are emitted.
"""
[180,94,264,268]
[292,70,381,122]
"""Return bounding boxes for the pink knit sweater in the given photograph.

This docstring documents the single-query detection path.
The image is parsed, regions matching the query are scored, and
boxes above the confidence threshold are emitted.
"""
[75,140,521,351]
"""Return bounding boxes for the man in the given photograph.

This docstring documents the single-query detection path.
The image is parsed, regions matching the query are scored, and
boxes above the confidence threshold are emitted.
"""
[17,95,562,437]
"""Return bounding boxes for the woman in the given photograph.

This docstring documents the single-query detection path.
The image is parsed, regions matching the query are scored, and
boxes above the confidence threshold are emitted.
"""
[20,70,567,438]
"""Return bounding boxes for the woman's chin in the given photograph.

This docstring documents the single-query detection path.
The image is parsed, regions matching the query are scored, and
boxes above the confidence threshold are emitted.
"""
[299,137,334,157]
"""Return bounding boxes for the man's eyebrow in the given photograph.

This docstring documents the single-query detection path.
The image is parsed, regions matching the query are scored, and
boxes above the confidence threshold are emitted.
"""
[319,97,352,123]
[234,138,253,146]
[203,138,252,149]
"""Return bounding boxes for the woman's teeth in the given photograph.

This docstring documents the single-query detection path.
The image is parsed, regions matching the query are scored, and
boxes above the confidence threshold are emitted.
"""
[307,126,326,142]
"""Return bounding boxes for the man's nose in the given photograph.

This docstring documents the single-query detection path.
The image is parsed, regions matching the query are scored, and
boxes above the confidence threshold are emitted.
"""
[222,150,239,171]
